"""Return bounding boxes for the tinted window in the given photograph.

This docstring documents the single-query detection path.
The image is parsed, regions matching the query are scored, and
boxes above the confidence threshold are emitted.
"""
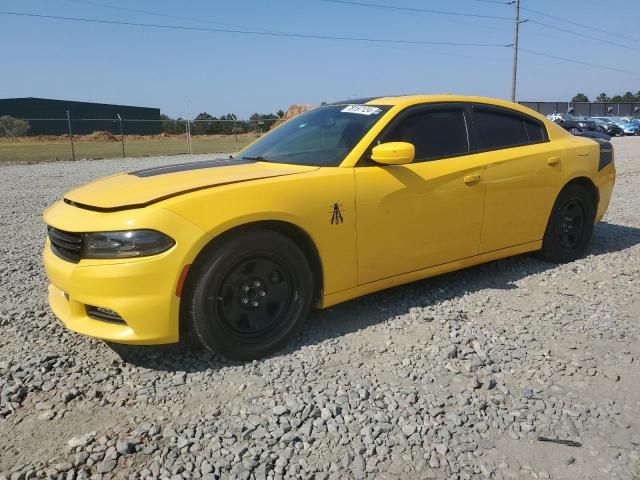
[382,109,469,161]
[524,119,544,142]
[473,108,545,149]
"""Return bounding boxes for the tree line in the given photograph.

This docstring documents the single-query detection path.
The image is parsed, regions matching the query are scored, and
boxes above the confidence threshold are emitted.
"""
[571,91,640,103]
[161,110,285,135]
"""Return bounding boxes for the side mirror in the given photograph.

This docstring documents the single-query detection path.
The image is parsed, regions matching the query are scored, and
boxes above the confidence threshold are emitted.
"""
[371,142,415,165]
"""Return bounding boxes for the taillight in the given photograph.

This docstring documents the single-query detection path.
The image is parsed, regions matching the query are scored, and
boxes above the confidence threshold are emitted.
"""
[597,140,613,170]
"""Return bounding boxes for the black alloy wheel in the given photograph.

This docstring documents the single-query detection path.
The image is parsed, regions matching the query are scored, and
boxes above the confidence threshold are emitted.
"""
[185,230,314,360]
[538,184,595,263]
[555,199,585,249]
[212,255,294,343]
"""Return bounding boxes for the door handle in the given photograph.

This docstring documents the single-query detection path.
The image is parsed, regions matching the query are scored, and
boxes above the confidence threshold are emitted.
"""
[464,174,481,184]
[547,156,561,166]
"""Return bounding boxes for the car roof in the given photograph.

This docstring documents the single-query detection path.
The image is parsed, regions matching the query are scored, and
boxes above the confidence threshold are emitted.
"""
[325,94,556,126]
[329,94,533,108]
[340,94,550,121]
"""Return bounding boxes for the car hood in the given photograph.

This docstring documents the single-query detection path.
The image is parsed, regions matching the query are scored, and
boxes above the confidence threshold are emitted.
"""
[64,158,319,211]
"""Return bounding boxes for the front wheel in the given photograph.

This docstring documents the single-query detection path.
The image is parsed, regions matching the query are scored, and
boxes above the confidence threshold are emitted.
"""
[538,184,595,263]
[185,230,314,360]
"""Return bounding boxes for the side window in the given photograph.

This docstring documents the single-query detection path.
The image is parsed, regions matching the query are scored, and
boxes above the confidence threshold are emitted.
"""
[473,107,546,150]
[524,119,544,142]
[382,109,469,161]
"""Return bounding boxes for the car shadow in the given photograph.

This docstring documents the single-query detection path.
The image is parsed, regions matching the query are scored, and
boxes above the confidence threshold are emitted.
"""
[109,221,640,372]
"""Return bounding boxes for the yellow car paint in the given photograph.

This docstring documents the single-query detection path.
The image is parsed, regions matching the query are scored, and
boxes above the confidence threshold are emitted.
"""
[43,95,616,345]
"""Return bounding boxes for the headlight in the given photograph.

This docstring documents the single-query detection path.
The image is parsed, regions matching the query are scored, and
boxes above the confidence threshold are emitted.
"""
[82,230,175,259]
[578,122,586,127]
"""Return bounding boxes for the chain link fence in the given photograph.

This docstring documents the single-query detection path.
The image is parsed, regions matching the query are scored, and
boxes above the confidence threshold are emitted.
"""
[0,113,282,163]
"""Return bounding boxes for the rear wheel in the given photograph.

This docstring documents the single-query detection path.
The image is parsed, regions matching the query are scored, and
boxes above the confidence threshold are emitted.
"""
[185,230,314,360]
[538,184,595,263]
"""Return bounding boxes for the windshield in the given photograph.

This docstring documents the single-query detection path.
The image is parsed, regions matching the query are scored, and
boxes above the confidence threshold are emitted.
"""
[237,104,390,167]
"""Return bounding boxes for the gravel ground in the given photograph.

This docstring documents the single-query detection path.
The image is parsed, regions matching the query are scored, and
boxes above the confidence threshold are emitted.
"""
[1,138,639,480]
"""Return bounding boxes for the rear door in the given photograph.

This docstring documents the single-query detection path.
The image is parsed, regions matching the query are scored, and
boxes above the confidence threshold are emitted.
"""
[468,104,566,253]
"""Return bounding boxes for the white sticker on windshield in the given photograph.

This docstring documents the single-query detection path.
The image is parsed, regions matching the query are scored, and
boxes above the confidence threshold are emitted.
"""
[341,105,382,116]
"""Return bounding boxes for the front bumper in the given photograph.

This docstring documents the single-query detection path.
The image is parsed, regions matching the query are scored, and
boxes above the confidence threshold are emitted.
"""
[43,200,212,345]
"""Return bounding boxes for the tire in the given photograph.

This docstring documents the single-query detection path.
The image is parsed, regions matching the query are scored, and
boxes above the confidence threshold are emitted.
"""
[538,184,596,263]
[185,230,314,360]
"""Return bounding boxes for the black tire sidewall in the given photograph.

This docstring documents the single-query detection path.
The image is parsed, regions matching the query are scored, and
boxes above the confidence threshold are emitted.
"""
[540,184,595,263]
[188,230,313,360]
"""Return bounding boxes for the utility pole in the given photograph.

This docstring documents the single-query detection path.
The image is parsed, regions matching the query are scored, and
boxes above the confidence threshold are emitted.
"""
[66,110,76,162]
[232,113,238,152]
[116,114,125,158]
[185,98,193,155]
[511,0,521,102]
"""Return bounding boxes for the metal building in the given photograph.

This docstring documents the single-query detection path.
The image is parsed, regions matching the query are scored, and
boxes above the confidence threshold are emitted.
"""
[0,97,161,135]
[520,101,640,117]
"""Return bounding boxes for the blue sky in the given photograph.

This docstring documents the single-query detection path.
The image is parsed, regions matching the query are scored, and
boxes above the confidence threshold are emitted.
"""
[1,0,638,118]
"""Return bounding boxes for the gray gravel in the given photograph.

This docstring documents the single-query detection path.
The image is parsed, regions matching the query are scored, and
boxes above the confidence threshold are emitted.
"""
[1,139,639,479]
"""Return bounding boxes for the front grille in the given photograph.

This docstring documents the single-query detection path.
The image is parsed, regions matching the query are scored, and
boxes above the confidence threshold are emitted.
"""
[86,305,126,324]
[48,226,82,263]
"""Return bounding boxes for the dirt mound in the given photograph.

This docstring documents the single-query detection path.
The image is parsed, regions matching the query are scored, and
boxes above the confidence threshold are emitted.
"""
[85,131,119,142]
[273,104,317,127]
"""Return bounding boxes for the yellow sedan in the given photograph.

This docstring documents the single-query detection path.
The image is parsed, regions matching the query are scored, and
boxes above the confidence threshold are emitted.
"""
[43,95,616,360]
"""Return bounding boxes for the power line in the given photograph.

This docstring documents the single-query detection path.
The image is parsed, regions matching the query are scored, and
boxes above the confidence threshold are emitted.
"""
[61,0,283,34]
[528,20,640,53]
[520,5,639,43]
[0,10,511,47]
[317,0,512,20]
[448,0,511,4]
[470,0,511,4]
[519,48,639,76]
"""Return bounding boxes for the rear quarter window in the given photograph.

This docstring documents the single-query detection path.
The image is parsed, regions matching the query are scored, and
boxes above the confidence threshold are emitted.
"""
[472,107,547,150]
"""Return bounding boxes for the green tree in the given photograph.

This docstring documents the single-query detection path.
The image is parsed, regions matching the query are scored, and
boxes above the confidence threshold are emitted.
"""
[0,116,30,137]
[160,114,186,134]
[192,112,216,135]
[595,93,610,103]
[622,91,636,102]
[277,109,285,118]
[248,113,280,132]
[610,95,623,102]
[571,93,589,102]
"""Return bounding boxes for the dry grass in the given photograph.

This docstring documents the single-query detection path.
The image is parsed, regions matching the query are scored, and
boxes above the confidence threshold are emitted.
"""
[0,134,255,163]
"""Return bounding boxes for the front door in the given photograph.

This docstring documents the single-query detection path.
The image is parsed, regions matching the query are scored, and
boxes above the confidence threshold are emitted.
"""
[354,104,486,285]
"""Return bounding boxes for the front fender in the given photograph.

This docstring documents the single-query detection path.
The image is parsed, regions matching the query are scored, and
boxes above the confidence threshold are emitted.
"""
[158,168,358,296]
